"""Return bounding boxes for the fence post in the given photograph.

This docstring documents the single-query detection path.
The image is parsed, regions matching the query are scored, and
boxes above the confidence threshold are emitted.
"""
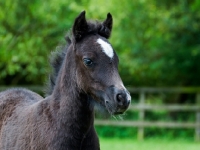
[195,93,200,142]
[138,90,145,141]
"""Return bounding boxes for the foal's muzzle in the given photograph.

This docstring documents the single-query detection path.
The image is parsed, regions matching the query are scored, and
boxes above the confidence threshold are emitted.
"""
[105,86,131,115]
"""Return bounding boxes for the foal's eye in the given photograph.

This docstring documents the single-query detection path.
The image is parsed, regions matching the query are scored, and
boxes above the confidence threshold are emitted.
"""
[83,58,93,67]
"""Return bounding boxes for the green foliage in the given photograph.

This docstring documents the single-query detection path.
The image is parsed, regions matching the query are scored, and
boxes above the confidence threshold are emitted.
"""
[0,0,82,84]
[0,0,200,86]
[113,0,200,86]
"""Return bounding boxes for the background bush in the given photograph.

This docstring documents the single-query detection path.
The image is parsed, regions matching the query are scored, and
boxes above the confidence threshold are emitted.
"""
[1,0,200,87]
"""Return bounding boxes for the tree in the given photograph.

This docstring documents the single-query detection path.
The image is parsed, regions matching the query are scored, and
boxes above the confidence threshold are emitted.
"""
[0,0,200,87]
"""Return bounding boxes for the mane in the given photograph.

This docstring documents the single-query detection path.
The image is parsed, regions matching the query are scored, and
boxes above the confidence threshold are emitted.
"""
[45,20,110,96]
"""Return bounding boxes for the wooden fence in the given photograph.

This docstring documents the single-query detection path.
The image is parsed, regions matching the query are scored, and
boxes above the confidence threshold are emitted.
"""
[95,87,200,141]
[0,86,200,141]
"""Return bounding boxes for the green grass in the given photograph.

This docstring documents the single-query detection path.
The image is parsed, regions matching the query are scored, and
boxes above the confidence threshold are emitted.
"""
[100,138,200,150]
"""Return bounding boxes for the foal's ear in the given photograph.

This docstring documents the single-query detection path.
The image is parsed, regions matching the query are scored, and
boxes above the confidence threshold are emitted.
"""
[72,11,88,41]
[99,13,113,39]
[103,13,113,32]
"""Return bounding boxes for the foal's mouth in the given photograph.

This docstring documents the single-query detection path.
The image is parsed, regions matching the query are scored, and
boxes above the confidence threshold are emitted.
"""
[114,106,130,115]
[113,112,123,115]
[92,87,131,115]
[103,97,130,115]
[105,102,130,115]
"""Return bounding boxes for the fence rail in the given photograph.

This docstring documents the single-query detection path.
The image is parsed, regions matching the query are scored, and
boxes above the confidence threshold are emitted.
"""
[95,104,200,141]
[1,86,200,141]
[132,88,200,141]
[129,104,200,111]
[128,87,200,93]
[95,87,200,141]
[95,120,200,128]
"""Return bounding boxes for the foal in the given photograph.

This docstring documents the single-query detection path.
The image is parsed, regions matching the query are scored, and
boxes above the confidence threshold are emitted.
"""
[0,11,131,150]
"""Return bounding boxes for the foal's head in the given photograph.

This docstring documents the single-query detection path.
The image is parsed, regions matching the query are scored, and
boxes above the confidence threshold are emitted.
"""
[70,11,131,115]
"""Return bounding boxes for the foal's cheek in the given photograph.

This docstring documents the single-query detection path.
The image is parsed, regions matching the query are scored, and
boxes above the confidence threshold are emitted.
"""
[76,68,93,90]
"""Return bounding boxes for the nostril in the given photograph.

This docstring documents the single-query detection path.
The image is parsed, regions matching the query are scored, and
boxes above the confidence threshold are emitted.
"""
[117,93,131,107]
[116,94,124,103]
[127,100,131,105]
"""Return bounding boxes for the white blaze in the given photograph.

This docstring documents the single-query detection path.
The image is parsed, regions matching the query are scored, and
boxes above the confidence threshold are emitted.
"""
[97,38,114,59]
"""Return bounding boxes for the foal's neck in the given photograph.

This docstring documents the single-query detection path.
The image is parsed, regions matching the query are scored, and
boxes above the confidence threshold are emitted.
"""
[48,83,95,148]
[51,56,95,136]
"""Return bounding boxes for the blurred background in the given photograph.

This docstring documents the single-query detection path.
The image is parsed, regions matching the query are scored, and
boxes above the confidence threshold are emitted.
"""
[0,0,200,149]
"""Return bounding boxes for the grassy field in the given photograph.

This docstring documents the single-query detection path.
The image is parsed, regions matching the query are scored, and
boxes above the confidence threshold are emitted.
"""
[100,138,200,150]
